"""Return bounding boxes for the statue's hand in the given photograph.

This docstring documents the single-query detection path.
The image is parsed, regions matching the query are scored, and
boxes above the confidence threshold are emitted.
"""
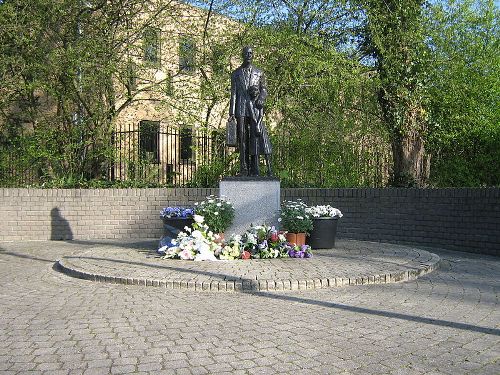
[255,100,263,109]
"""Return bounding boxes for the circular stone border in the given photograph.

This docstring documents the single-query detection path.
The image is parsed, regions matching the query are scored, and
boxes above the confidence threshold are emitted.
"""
[55,240,441,292]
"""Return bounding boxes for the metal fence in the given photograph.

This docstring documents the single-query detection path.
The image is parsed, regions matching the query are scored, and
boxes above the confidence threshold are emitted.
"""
[1,125,389,187]
[111,124,231,186]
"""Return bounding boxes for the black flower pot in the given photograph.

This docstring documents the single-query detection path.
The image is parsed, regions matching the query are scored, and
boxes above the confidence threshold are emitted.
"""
[162,217,195,238]
[307,218,339,249]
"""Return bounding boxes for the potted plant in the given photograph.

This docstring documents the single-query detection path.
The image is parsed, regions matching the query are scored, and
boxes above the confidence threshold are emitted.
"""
[305,204,343,248]
[279,200,313,246]
[160,206,195,231]
[194,195,235,239]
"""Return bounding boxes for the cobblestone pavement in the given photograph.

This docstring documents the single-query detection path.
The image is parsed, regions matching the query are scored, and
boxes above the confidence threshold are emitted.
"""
[56,240,440,291]
[0,240,499,375]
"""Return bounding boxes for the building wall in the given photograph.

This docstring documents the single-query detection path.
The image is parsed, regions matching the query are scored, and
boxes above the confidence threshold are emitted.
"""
[112,1,238,184]
[0,188,498,255]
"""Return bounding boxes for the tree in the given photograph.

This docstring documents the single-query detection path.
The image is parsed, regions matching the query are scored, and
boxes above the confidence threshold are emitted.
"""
[424,0,500,186]
[0,0,213,184]
[357,0,430,187]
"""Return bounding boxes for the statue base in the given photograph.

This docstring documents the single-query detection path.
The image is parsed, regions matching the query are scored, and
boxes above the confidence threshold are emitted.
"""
[220,177,280,236]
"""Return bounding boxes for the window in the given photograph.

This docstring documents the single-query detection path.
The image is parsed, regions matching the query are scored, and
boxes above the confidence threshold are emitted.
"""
[179,36,196,73]
[179,127,193,160]
[143,27,160,64]
[139,120,160,163]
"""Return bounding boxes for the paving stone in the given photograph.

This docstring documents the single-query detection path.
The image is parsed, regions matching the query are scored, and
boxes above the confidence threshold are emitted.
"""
[0,240,498,375]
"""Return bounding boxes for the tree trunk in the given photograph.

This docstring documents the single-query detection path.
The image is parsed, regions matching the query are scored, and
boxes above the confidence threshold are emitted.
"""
[391,129,430,187]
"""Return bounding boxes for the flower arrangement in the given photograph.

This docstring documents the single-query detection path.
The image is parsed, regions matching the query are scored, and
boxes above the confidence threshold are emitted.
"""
[160,206,195,219]
[305,205,343,219]
[195,195,235,234]
[160,221,313,261]
[159,215,221,261]
[240,225,290,259]
[279,200,313,234]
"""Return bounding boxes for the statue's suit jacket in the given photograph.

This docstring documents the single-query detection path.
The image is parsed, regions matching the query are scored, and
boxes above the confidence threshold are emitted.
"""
[229,65,267,118]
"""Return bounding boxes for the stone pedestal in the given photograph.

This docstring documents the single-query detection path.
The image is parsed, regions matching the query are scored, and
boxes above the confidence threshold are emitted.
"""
[220,177,280,236]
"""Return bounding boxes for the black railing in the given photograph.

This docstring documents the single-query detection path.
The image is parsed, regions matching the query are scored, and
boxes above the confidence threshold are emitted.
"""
[111,126,231,186]
[1,126,389,187]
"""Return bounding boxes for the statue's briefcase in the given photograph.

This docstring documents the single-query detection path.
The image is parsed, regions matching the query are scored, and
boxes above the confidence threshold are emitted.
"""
[226,117,237,147]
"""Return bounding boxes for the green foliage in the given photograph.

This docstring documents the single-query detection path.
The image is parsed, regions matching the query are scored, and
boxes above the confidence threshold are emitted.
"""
[1,0,498,188]
[195,195,235,233]
[425,0,500,186]
[238,26,388,187]
[357,0,430,187]
[279,200,313,234]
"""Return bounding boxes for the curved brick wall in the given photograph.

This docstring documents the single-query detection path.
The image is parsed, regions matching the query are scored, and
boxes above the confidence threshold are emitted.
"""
[0,187,498,255]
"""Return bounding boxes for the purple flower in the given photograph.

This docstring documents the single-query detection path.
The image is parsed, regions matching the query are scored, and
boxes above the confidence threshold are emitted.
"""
[160,206,194,219]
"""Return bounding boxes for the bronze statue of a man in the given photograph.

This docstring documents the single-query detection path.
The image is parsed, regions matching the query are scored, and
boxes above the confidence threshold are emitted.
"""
[229,46,272,176]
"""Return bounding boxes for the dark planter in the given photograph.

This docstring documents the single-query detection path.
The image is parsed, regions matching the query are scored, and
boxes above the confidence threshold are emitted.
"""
[307,218,339,249]
[162,217,195,238]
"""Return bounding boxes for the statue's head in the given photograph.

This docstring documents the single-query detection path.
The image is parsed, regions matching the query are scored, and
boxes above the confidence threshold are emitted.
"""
[242,46,253,64]
[248,85,260,99]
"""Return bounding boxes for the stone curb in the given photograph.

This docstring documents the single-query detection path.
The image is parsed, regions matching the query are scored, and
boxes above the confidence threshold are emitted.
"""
[55,252,441,293]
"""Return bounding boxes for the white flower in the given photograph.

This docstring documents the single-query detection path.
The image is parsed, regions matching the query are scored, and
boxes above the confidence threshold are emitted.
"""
[157,245,169,254]
[193,214,204,223]
[184,226,192,233]
[247,233,257,244]
[296,216,304,220]
[217,202,222,207]
[194,251,218,261]
[163,246,180,258]
[278,218,282,222]
[214,211,219,216]
[191,230,203,239]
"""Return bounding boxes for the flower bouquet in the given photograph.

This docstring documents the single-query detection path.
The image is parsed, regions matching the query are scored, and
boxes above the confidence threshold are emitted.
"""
[239,225,289,259]
[159,222,314,261]
[159,215,222,261]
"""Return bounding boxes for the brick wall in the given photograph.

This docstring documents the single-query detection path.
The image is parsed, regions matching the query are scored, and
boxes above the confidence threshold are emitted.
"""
[0,188,498,255]
[282,188,500,256]
[0,188,216,241]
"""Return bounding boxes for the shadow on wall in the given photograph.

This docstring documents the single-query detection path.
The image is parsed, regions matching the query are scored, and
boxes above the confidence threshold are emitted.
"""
[50,207,73,240]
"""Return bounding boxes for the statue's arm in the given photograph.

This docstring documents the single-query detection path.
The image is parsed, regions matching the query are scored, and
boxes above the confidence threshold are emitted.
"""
[229,72,236,117]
